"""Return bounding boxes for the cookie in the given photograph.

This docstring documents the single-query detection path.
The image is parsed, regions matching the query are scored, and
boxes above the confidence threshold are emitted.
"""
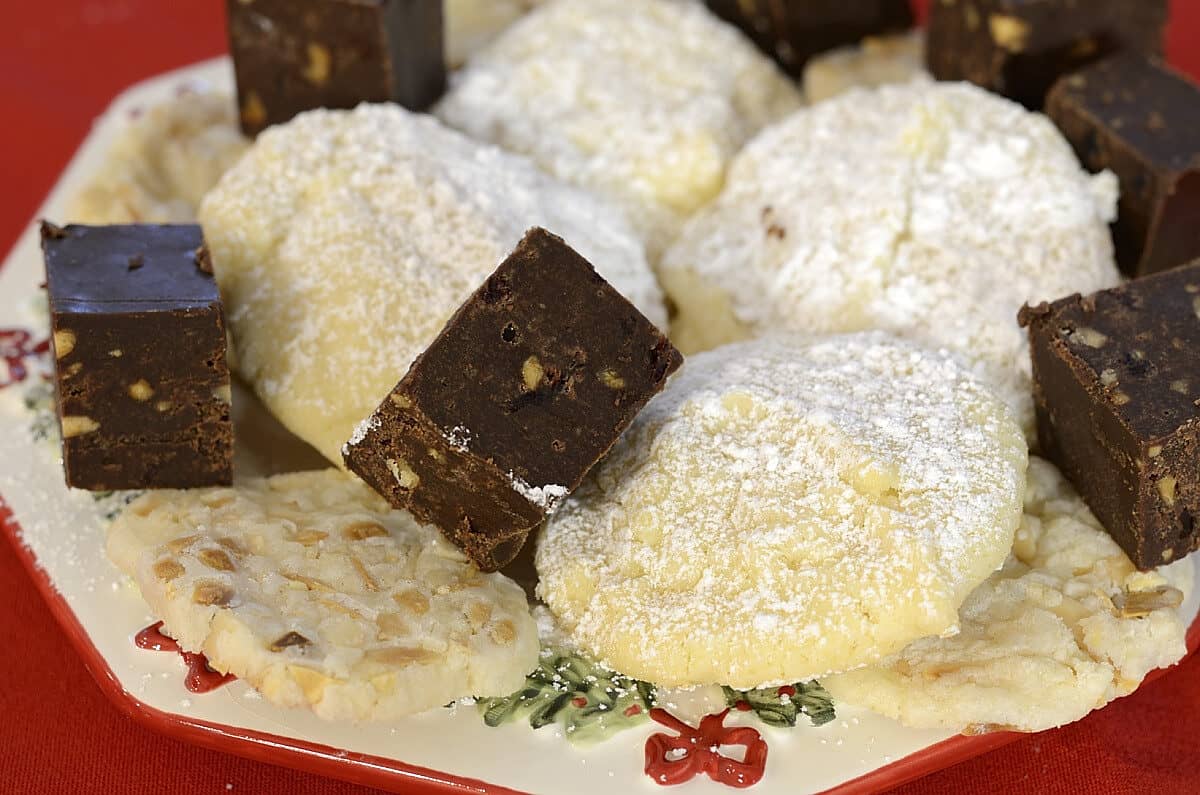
[68,88,248,225]
[802,31,929,104]
[535,333,1027,689]
[660,81,1120,437]
[107,469,539,721]
[435,0,802,259]
[823,457,1193,733]
[197,104,665,468]
[446,0,544,68]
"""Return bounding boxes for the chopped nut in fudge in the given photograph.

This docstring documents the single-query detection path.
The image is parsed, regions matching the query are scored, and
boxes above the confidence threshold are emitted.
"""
[1020,262,1200,569]
[225,0,445,135]
[343,227,682,571]
[41,222,233,491]
[927,0,1166,110]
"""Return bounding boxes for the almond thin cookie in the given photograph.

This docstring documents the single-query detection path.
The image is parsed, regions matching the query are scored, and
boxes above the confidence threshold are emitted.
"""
[107,469,538,721]
[822,457,1194,733]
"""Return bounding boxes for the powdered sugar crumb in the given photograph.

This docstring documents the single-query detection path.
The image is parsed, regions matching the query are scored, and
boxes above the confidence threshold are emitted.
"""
[444,425,472,453]
[509,472,567,514]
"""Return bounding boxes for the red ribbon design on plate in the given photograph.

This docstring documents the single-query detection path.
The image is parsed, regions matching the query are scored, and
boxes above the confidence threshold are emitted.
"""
[0,328,50,389]
[135,621,236,694]
[644,708,768,788]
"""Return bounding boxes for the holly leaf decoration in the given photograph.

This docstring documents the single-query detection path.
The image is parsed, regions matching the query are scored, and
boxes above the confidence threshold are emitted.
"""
[476,648,656,745]
[722,680,836,728]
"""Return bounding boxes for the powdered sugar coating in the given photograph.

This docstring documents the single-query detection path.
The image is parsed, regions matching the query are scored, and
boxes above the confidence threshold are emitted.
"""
[660,81,1120,436]
[824,457,1193,732]
[535,333,1028,688]
[199,105,665,467]
[436,0,803,259]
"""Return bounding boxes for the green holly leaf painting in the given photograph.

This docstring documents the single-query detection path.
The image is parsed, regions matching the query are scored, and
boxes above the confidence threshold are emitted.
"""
[476,648,656,745]
[723,681,836,728]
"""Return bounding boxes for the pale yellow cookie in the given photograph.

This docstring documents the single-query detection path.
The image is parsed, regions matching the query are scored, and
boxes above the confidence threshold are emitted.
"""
[660,81,1120,437]
[536,333,1027,689]
[107,470,539,721]
[68,88,247,224]
[436,0,802,259]
[445,0,545,68]
[198,104,664,468]
[823,457,1193,733]
[802,31,929,103]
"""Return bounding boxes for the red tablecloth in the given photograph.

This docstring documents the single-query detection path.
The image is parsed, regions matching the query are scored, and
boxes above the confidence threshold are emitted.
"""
[3,2,1200,793]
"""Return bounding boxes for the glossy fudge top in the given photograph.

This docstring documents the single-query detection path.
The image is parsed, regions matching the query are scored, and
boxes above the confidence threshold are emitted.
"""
[1021,262,1200,441]
[1052,53,1200,176]
[41,223,219,313]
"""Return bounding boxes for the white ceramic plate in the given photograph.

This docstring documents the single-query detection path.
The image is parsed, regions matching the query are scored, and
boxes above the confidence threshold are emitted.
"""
[1,58,1197,795]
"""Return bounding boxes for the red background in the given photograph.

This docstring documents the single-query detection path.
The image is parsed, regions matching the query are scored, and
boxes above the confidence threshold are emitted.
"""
[3,1,1200,793]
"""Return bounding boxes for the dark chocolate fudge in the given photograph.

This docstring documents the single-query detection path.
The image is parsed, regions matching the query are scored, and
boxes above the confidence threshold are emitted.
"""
[343,228,683,571]
[704,0,913,77]
[226,0,445,136]
[41,223,233,491]
[1047,53,1200,278]
[1020,263,1200,570]
[927,0,1167,110]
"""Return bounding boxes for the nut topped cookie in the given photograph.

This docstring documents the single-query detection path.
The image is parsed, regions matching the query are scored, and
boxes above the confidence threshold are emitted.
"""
[536,333,1027,689]
[198,104,665,468]
[107,470,539,721]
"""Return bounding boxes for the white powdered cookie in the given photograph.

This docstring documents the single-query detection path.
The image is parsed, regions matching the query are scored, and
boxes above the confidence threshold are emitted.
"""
[535,333,1027,689]
[107,470,539,722]
[446,0,544,68]
[436,0,802,259]
[803,32,929,103]
[69,88,248,224]
[823,457,1193,733]
[198,104,665,467]
[660,81,1120,436]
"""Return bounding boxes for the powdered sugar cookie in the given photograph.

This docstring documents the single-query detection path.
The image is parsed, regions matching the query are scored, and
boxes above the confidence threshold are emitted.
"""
[802,31,929,103]
[660,81,1120,436]
[436,0,802,259]
[107,469,538,722]
[823,457,1193,732]
[446,0,544,68]
[198,104,665,467]
[535,333,1027,689]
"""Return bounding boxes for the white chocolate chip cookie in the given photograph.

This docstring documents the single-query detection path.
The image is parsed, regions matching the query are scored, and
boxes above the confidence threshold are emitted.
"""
[660,81,1120,437]
[535,333,1027,689]
[107,470,539,721]
[823,457,1193,733]
[198,104,665,467]
[68,88,248,224]
[436,0,802,260]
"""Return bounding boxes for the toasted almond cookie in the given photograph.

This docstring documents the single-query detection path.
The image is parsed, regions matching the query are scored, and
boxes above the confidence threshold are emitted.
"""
[823,457,1194,733]
[536,333,1027,689]
[107,469,538,721]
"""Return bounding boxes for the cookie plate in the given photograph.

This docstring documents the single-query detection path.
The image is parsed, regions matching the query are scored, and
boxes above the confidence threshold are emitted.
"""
[1,58,1198,795]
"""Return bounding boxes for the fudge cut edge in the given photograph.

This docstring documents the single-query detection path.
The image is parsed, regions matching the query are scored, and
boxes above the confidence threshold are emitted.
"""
[1021,284,1200,569]
[41,222,234,491]
[344,227,683,571]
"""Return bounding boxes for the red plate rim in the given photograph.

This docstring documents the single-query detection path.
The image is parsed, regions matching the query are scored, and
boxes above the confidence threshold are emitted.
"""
[3,492,1198,795]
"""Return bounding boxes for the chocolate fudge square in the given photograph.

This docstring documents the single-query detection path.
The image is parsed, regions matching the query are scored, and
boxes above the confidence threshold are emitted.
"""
[344,228,683,571]
[41,223,233,491]
[927,0,1166,110]
[704,0,913,77]
[1047,53,1200,278]
[1020,263,1200,570]
[226,0,445,135]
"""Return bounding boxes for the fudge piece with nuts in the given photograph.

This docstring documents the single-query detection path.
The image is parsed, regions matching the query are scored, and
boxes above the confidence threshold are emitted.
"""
[343,228,682,571]
[1019,262,1200,570]
[926,0,1166,110]
[41,222,233,491]
[1047,53,1200,278]
[703,0,913,78]
[225,0,445,136]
